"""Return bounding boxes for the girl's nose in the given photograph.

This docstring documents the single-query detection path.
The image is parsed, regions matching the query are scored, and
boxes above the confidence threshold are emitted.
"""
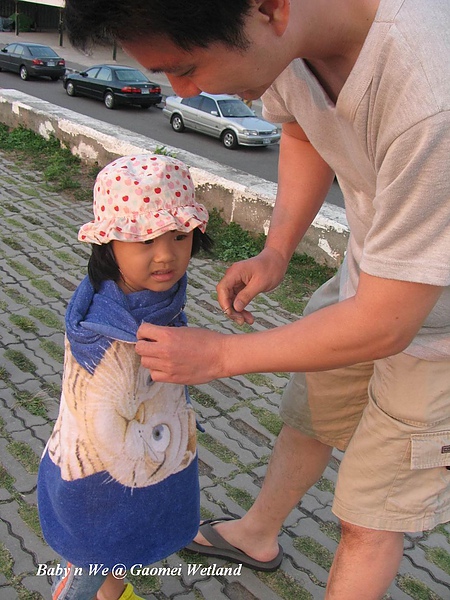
[153,240,175,263]
[166,74,201,97]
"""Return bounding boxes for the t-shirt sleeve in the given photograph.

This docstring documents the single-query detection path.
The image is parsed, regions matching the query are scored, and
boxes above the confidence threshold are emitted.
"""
[360,111,450,287]
[262,82,297,125]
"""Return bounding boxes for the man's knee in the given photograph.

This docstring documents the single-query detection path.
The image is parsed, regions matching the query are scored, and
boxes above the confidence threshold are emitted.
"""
[339,520,404,549]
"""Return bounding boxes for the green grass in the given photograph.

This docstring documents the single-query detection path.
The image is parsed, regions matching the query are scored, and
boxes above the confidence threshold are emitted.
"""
[258,570,314,600]
[4,349,37,374]
[197,432,241,466]
[250,406,283,436]
[40,339,65,364]
[396,574,442,600]
[14,390,48,418]
[293,536,334,571]
[316,477,336,494]
[423,546,450,575]
[188,386,218,409]
[223,483,255,511]
[7,441,39,474]
[29,307,64,331]
[9,315,39,335]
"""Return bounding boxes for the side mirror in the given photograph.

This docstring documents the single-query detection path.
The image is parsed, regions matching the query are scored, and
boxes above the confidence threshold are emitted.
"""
[1,48,7,53]
[210,110,219,116]
[80,71,88,77]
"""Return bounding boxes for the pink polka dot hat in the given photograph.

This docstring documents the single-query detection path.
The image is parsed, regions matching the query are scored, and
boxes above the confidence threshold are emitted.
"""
[78,153,208,244]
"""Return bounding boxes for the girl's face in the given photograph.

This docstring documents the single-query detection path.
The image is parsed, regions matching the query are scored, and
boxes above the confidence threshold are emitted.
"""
[112,230,194,294]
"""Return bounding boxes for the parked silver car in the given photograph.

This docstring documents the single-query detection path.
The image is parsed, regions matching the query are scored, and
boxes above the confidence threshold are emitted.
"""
[162,92,280,149]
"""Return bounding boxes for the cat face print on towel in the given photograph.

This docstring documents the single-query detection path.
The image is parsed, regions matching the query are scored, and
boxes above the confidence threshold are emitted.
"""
[47,339,196,488]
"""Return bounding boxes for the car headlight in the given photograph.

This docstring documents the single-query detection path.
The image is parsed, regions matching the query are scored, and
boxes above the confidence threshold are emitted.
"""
[242,129,259,136]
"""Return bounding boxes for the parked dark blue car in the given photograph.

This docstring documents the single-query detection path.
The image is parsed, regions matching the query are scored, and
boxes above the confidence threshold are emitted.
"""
[0,42,65,80]
[63,64,162,109]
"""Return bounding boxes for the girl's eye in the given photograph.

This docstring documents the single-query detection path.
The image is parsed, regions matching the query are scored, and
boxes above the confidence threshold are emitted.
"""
[143,239,154,245]
[175,234,188,241]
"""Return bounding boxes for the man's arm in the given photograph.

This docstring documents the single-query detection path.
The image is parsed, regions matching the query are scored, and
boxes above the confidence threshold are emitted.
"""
[217,121,335,324]
[136,272,442,384]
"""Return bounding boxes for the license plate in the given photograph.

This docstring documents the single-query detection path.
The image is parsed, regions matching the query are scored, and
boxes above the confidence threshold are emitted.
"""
[141,89,149,94]
[263,138,270,144]
[47,61,55,66]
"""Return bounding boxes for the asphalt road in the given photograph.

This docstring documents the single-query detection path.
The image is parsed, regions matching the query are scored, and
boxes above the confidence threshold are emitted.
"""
[0,69,345,207]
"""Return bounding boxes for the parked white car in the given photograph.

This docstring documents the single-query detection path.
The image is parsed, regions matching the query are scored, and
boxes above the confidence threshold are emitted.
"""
[162,92,280,149]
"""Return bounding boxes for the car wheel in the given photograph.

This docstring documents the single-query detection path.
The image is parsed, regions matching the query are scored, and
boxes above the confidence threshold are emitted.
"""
[171,114,185,132]
[19,65,29,81]
[66,81,76,96]
[104,92,116,109]
[222,130,238,149]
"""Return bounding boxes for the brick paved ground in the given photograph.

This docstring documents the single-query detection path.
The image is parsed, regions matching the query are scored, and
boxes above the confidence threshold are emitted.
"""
[1,151,450,599]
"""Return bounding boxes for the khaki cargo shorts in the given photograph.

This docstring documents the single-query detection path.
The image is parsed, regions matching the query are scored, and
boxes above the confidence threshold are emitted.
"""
[280,273,450,532]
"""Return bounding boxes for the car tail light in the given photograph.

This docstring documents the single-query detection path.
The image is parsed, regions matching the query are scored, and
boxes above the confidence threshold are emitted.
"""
[150,86,161,93]
[32,59,44,65]
[121,86,141,94]
[58,59,65,66]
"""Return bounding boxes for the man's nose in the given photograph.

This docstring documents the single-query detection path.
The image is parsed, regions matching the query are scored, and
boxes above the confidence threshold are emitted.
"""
[166,74,201,97]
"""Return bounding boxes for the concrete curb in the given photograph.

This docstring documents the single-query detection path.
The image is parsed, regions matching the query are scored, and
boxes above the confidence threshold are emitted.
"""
[0,88,348,266]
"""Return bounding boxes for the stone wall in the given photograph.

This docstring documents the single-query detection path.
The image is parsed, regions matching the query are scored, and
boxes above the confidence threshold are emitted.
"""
[0,88,349,266]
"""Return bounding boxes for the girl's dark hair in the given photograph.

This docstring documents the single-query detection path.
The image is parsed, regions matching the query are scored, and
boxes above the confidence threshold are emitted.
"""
[88,228,213,291]
[65,0,253,52]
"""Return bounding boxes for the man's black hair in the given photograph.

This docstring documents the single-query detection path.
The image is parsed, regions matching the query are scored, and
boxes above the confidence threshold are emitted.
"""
[64,0,253,52]
[88,228,213,291]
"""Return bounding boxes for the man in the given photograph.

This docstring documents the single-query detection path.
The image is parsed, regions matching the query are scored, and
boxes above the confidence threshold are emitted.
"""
[65,1,450,598]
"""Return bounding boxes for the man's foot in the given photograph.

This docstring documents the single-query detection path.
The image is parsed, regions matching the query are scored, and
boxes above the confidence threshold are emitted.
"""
[185,517,283,572]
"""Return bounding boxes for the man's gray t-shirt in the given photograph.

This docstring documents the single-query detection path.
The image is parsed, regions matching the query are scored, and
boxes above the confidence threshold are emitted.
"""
[262,0,450,360]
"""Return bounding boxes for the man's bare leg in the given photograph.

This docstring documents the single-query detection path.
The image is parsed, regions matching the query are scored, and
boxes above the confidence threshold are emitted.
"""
[194,424,333,562]
[326,522,404,599]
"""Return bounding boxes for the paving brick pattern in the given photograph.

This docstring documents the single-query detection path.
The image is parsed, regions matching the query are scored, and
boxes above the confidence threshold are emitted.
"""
[1,152,450,600]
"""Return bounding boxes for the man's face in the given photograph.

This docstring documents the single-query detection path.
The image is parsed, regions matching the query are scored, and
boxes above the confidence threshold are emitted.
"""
[122,34,287,101]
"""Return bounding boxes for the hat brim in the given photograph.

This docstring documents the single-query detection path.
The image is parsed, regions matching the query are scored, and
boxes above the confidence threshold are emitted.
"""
[79,206,208,244]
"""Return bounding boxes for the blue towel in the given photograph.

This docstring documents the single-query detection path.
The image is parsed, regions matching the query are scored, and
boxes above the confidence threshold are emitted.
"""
[66,274,187,372]
[37,274,199,568]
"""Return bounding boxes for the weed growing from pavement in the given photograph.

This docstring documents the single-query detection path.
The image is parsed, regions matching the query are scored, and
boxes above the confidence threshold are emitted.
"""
[9,315,39,335]
[40,339,65,364]
[4,349,37,374]
[7,440,40,474]
[29,307,64,331]
[293,536,335,571]
[422,546,450,576]
[14,390,48,418]
[0,124,337,314]
[396,574,442,600]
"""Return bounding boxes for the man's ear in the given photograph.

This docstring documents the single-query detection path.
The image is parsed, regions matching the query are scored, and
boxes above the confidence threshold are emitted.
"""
[256,0,290,35]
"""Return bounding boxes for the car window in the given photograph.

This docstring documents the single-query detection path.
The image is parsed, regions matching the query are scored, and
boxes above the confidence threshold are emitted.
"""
[96,67,112,81]
[29,46,58,58]
[217,99,254,118]
[115,69,148,82]
[15,45,24,57]
[199,97,217,114]
[182,96,203,110]
[85,67,101,78]
[4,44,16,53]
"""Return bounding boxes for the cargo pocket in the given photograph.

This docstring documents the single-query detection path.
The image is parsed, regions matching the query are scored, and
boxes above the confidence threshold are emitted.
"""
[385,431,450,516]
[411,430,450,469]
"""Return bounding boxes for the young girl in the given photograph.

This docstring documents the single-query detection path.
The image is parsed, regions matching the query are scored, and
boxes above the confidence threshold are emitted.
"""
[37,154,212,600]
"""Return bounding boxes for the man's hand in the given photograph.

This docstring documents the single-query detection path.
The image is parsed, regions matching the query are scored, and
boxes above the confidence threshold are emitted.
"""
[217,247,288,325]
[136,323,226,384]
